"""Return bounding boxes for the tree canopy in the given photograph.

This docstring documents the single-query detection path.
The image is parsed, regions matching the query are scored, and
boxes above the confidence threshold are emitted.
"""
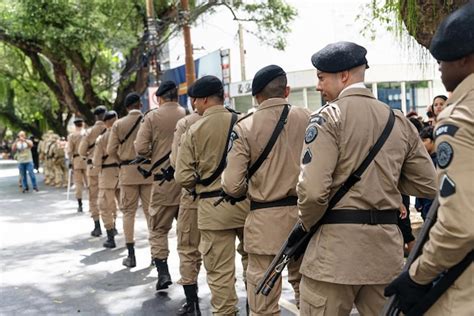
[0,0,296,137]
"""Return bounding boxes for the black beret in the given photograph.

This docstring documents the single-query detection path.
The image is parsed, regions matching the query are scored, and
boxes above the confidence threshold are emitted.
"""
[104,110,117,121]
[156,81,177,97]
[93,105,107,115]
[187,75,223,98]
[430,2,474,61]
[251,65,286,96]
[311,41,369,73]
[73,117,84,124]
[124,92,141,108]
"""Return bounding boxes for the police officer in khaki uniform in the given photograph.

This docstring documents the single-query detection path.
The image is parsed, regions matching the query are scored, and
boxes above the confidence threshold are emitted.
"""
[67,118,88,212]
[222,65,310,315]
[44,132,57,185]
[107,92,153,268]
[79,106,107,237]
[135,81,186,290]
[296,42,438,315]
[92,111,120,248]
[175,76,249,316]
[52,137,67,187]
[385,4,474,315]
[171,107,202,315]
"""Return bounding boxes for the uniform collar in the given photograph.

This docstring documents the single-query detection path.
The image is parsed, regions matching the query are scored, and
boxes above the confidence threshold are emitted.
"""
[128,109,142,115]
[338,82,367,98]
[94,120,106,127]
[445,73,474,106]
[203,104,226,116]
[257,98,288,110]
[338,86,375,100]
[160,101,180,108]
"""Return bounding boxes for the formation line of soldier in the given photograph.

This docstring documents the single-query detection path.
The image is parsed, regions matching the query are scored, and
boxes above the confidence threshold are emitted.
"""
[65,3,472,316]
[38,131,68,188]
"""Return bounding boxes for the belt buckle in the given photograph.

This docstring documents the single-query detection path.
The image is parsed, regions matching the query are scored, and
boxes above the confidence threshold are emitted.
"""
[369,210,376,225]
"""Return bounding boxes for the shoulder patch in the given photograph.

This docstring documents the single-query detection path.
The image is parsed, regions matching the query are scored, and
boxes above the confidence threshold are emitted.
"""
[434,124,459,140]
[302,148,312,165]
[309,115,326,126]
[227,130,239,152]
[437,141,453,169]
[305,126,318,144]
[439,174,456,198]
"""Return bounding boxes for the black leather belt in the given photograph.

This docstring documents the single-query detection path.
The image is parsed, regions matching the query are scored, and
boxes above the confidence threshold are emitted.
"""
[154,174,164,181]
[73,154,79,158]
[102,163,119,169]
[120,160,133,166]
[87,159,93,165]
[320,209,399,225]
[199,190,221,199]
[250,196,298,211]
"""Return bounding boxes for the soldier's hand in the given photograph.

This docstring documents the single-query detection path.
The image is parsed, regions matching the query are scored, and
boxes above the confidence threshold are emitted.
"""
[286,221,307,249]
[68,163,73,169]
[384,271,431,313]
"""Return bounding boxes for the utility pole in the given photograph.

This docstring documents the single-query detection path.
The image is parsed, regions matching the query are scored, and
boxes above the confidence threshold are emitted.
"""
[238,23,246,81]
[181,0,196,88]
[145,0,159,86]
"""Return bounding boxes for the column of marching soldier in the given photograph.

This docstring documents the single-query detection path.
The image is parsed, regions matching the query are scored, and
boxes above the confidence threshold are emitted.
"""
[65,4,472,316]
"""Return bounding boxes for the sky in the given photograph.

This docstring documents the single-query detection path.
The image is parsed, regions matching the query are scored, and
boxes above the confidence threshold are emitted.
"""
[167,0,437,82]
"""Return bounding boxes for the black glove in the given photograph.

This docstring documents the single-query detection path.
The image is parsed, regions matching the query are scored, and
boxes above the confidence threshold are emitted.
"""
[221,190,246,205]
[286,221,307,249]
[384,271,432,313]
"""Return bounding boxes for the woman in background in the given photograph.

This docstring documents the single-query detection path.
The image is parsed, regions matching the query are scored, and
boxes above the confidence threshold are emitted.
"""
[12,131,38,193]
[431,95,448,123]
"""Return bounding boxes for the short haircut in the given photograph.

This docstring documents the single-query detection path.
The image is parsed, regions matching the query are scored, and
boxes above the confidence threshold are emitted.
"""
[420,126,434,140]
[208,88,225,103]
[408,117,423,133]
[432,95,448,104]
[74,121,84,127]
[161,88,178,101]
[258,75,287,99]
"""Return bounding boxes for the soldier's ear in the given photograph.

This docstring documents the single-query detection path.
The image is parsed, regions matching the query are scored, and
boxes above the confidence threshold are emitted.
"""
[284,86,290,98]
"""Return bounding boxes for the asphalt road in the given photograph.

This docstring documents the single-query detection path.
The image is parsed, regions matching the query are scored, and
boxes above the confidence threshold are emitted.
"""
[0,160,299,315]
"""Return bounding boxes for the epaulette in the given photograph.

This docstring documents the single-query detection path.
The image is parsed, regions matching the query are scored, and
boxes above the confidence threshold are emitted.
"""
[310,102,331,117]
[237,111,254,123]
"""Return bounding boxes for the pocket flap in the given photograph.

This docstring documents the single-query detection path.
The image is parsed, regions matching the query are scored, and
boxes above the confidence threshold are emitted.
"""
[198,241,212,256]
[301,286,327,307]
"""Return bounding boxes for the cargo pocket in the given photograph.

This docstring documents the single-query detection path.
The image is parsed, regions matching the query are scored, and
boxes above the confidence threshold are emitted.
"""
[300,288,327,316]
[198,241,215,271]
[177,225,191,247]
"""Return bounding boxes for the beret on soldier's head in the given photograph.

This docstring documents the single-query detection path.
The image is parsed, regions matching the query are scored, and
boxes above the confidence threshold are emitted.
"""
[93,105,107,115]
[73,117,84,124]
[124,92,141,108]
[429,2,474,61]
[187,75,223,98]
[311,41,369,73]
[156,81,177,97]
[104,110,117,121]
[251,65,286,96]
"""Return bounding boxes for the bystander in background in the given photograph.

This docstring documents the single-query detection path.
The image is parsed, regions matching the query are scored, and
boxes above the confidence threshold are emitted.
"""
[12,131,38,193]
[415,126,437,220]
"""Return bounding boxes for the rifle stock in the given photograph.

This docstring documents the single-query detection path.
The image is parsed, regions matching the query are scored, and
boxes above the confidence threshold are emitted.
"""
[382,198,439,316]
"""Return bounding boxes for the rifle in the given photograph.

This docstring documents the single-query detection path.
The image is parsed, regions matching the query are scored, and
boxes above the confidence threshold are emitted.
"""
[382,198,439,315]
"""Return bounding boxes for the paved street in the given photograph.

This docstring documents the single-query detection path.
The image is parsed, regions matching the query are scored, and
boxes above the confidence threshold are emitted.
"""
[0,160,298,315]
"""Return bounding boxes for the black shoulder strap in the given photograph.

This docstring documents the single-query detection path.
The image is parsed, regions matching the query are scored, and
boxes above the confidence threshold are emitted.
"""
[87,128,106,150]
[197,112,238,186]
[248,104,290,179]
[120,115,142,145]
[148,151,172,173]
[326,108,396,211]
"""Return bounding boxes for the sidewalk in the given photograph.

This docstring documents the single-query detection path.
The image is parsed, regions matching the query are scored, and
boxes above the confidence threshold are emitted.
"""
[0,163,298,315]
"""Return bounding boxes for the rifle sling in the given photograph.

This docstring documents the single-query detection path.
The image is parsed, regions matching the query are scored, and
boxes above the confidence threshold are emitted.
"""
[120,116,142,145]
[144,151,172,174]
[248,104,290,179]
[197,112,238,187]
[406,250,474,316]
[87,128,106,149]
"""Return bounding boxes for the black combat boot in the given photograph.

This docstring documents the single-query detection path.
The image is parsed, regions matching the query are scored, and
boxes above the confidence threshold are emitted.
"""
[177,284,200,316]
[77,199,83,212]
[90,220,102,237]
[112,222,118,236]
[103,229,116,248]
[122,243,136,268]
[154,258,172,290]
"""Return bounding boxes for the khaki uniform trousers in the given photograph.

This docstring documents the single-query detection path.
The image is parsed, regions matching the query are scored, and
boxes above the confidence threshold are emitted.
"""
[247,254,301,315]
[149,204,179,259]
[199,228,248,316]
[299,275,387,316]
[87,174,99,220]
[53,162,67,186]
[44,160,54,183]
[120,184,152,243]
[73,169,87,199]
[177,204,201,285]
[99,188,120,230]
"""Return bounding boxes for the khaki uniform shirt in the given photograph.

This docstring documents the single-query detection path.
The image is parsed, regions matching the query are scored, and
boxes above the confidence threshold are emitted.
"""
[297,87,437,284]
[221,98,310,254]
[67,131,87,170]
[409,74,474,314]
[175,105,249,230]
[170,112,202,208]
[79,121,106,177]
[107,109,153,186]
[135,102,186,206]
[93,129,119,190]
